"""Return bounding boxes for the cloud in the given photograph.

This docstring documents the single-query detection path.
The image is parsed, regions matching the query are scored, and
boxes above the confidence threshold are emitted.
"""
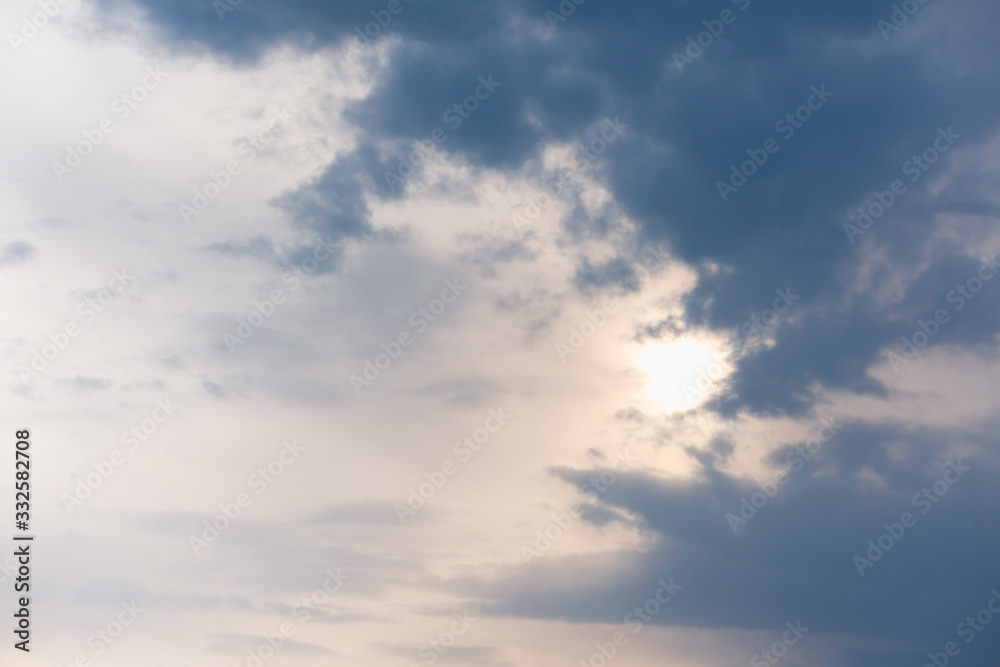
[206,235,279,262]
[462,419,1000,664]
[99,0,1000,420]
[60,375,113,391]
[206,633,335,655]
[310,500,404,525]
[376,642,513,666]
[0,240,36,266]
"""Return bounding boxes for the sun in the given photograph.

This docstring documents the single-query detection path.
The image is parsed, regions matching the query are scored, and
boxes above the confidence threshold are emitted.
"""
[637,338,728,411]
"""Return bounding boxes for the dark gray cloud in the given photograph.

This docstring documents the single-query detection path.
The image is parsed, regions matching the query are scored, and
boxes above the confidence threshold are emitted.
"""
[101,0,1000,417]
[274,146,380,242]
[459,420,1000,666]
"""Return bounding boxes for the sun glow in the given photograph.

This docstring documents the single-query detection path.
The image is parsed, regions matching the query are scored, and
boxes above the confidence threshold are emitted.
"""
[638,338,728,411]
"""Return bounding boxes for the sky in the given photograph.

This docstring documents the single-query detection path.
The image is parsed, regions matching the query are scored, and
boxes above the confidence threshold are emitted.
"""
[1,0,999,666]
